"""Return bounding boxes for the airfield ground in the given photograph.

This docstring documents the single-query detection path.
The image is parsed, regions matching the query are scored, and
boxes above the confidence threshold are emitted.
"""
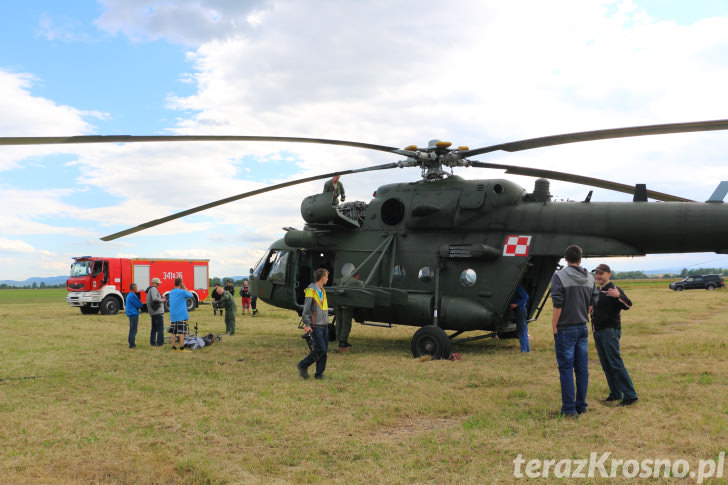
[1,283,727,483]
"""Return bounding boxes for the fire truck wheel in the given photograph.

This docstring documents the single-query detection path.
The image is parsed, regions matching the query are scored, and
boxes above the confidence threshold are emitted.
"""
[80,305,99,315]
[186,297,196,312]
[100,296,121,315]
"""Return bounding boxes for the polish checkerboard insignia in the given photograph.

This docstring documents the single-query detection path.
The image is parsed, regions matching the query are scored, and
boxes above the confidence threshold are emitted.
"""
[503,235,532,256]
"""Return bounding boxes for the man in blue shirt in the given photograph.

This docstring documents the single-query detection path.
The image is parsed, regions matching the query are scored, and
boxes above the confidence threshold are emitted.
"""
[125,283,143,349]
[168,277,194,351]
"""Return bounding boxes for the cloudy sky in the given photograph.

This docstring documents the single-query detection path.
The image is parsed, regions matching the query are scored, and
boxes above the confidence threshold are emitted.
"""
[2,0,728,281]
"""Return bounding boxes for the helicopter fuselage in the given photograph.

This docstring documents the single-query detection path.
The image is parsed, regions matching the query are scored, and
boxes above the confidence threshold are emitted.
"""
[249,175,728,344]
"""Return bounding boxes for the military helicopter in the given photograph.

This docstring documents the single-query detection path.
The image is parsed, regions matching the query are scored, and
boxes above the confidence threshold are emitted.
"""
[5,119,728,358]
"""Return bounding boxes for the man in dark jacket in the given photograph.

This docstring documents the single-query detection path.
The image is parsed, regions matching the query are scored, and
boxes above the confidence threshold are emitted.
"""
[592,263,638,406]
[551,245,598,417]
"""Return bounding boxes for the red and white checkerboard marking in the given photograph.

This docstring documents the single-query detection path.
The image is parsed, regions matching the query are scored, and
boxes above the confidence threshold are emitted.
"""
[503,235,532,256]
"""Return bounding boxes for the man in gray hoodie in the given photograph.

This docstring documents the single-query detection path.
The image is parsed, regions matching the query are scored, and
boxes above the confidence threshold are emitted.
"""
[146,277,166,347]
[551,245,597,417]
[296,268,330,380]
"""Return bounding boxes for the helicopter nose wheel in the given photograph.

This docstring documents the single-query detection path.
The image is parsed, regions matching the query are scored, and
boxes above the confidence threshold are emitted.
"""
[411,326,451,360]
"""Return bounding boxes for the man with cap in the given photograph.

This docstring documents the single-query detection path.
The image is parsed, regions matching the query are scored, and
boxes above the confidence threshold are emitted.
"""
[146,277,166,347]
[591,263,638,406]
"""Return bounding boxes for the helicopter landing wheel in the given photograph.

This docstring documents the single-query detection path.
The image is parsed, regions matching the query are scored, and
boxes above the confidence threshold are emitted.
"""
[411,326,451,360]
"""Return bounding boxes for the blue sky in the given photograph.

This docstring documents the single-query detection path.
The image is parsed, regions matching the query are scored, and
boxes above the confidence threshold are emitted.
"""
[2,0,728,280]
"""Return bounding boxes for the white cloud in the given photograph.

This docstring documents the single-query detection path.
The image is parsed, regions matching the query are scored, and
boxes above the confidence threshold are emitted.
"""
[0,238,36,253]
[4,0,728,279]
[94,0,272,45]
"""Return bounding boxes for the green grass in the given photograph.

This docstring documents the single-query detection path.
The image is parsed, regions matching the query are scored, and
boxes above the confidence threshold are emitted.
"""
[1,286,728,483]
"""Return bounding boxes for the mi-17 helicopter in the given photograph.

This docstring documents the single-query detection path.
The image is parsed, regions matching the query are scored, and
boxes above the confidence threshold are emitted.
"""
[4,119,728,359]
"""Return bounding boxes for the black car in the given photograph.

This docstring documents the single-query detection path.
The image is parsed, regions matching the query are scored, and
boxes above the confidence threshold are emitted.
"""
[669,274,725,291]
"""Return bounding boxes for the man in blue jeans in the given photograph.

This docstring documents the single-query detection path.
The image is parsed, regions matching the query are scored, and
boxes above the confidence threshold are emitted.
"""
[297,268,330,380]
[592,263,638,406]
[551,245,597,418]
[511,284,530,353]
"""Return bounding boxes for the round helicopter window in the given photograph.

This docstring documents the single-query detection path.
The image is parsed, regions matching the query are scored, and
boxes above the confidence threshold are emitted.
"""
[341,262,355,278]
[460,268,477,287]
[418,267,434,283]
[381,198,405,225]
[392,265,406,281]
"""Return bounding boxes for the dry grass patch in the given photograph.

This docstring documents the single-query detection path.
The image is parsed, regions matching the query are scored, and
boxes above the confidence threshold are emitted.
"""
[1,285,728,483]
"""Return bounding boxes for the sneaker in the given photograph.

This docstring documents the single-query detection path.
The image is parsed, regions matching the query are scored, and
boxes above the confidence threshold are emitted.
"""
[619,397,638,406]
[314,374,325,380]
[297,363,309,380]
[179,347,187,352]
[560,412,579,419]
[171,346,177,351]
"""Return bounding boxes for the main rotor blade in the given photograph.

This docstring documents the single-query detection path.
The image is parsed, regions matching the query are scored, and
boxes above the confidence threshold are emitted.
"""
[100,162,400,241]
[470,161,694,202]
[0,134,415,156]
[462,119,728,157]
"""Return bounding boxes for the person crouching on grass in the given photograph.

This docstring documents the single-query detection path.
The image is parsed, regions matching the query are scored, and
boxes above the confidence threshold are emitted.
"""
[168,278,193,352]
[591,263,638,407]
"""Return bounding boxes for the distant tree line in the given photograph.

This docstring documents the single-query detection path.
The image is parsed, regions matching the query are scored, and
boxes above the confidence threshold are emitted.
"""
[209,277,248,287]
[3,269,727,290]
[0,282,66,289]
[612,268,728,280]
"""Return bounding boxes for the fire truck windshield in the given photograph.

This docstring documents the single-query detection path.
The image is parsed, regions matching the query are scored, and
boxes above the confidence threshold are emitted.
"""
[70,261,92,277]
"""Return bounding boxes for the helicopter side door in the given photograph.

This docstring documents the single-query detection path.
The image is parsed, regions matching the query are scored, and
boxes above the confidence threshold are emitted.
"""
[294,250,336,307]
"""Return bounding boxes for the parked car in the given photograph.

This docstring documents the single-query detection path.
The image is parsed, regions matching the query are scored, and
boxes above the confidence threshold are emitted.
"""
[669,274,725,291]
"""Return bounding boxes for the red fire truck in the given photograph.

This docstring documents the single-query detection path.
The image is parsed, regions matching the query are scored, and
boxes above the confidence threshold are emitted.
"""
[66,256,210,315]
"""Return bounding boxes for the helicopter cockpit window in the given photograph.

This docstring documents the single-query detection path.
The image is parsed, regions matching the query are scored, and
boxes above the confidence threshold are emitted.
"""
[392,265,406,281]
[459,268,477,287]
[268,251,290,283]
[253,249,290,282]
[418,267,434,283]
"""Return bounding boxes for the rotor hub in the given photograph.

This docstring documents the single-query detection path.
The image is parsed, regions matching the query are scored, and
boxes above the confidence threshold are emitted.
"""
[401,140,472,180]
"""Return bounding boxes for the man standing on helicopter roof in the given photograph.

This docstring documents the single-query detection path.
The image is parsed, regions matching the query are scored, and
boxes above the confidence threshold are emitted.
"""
[323,175,345,205]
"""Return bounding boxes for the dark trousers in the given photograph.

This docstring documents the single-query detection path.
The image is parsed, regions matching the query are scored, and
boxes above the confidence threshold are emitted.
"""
[225,309,236,335]
[594,328,637,401]
[127,315,138,348]
[298,325,328,377]
[150,313,165,346]
[335,306,353,344]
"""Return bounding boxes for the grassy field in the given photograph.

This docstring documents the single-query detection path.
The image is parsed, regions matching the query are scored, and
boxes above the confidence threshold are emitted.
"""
[1,283,727,484]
